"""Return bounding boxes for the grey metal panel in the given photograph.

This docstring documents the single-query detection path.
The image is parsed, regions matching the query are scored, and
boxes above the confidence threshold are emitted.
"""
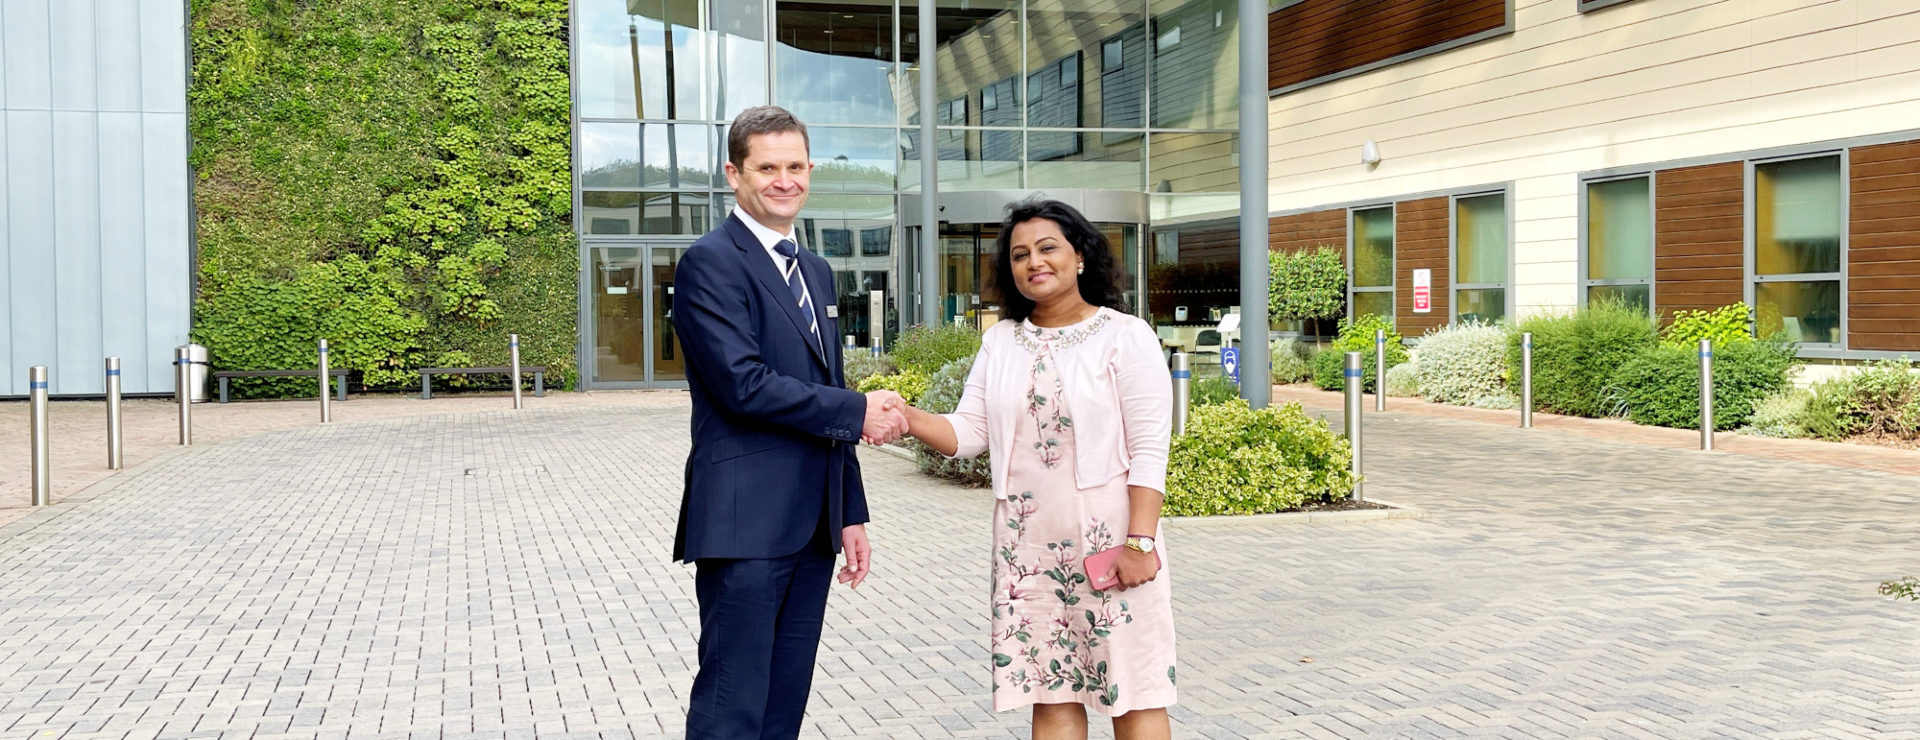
[3,0,52,110]
[137,0,184,113]
[54,111,103,394]
[141,113,190,391]
[7,111,57,392]
[0,113,9,396]
[99,111,147,382]
[49,0,96,112]
[94,0,142,112]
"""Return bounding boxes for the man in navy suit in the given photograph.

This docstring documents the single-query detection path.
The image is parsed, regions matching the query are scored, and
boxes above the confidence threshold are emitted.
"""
[671,105,908,740]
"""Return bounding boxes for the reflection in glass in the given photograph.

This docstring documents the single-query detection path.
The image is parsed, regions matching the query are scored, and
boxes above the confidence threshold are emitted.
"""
[638,191,712,234]
[1455,288,1505,324]
[1028,131,1142,191]
[712,0,769,119]
[936,223,1000,328]
[592,246,647,382]
[584,192,643,234]
[1150,0,1237,129]
[652,248,687,381]
[1352,207,1394,288]
[581,122,641,189]
[1757,280,1841,344]
[1351,291,1393,324]
[1149,132,1236,193]
[1455,193,1506,285]
[1587,283,1650,313]
[798,194,896,345]
[809,126,899,193]
[1756,156,1842,276]
[583,123,713,189]
[904,132,1022,191]
[1145,219,1239,331]
[775,1,898,125]
[1586,177,1651,281]
[576,0,706,119]
[1099,22,1147,130]
[1028,0,1137,129]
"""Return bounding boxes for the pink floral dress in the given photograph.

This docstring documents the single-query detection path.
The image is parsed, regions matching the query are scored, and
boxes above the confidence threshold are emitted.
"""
[990,313,1177,715]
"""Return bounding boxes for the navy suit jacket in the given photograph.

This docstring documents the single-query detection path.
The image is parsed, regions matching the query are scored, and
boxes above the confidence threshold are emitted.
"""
[671,214,871,562]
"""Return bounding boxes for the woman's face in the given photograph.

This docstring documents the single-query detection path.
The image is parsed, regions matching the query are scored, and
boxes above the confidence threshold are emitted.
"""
[1007,218,1083,307]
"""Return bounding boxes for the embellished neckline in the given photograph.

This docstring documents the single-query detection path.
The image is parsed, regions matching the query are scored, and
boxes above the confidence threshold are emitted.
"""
[1015,308,1112,353]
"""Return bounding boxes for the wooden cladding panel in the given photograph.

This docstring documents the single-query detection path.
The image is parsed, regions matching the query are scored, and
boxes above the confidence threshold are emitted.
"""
[1395,197,1449,337]
[1269,209,1347,259]
[1850,142,1920,351]
[1269,0,1507,91]
[1654,162,1744,321]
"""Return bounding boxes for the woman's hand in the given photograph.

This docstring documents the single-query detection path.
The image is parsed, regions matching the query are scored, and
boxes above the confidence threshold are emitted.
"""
[1111,547,1160,590]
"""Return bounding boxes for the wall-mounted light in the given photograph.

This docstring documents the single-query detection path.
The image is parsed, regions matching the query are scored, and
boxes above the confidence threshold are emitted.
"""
[1360,139,1382,166]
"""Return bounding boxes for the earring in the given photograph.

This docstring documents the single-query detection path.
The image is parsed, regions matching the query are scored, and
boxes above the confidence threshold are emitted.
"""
[1076,264,1085,275]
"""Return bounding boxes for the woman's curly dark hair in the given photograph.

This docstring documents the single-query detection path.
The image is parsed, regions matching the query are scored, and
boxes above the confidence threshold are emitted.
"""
[990,199,1128,323]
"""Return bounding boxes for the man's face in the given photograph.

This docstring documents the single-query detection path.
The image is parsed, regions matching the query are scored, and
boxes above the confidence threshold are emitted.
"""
[724,131,812,231]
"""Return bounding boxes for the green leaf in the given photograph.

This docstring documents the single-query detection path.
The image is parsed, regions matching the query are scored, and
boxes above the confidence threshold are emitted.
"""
[993,653,1012,668]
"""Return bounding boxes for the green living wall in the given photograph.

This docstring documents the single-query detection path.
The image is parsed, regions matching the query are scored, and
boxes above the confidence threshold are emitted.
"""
[188,0,576,396]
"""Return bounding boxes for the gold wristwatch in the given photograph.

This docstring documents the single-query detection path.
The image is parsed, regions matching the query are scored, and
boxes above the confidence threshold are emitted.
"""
[1124,535,1156,554]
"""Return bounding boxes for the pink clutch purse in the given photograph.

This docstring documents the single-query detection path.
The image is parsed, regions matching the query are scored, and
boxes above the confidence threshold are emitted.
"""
[1084,545,1160,591]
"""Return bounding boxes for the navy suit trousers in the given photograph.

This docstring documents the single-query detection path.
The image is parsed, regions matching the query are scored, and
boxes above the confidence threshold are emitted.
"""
[686,530,836,740]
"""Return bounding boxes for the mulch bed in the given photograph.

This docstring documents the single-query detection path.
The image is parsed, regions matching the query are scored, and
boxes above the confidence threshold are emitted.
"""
[1269,498,1395,514]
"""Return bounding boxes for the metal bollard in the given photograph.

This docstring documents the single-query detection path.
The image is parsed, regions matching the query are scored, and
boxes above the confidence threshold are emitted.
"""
[1374,329,1387,412]
[1700,339,1714,451]
[30,366,51,506]
[1171,352,1191,436]
[106,357,123,470]
[871,337,883,357]
[510,334,524,410]
[1520,331,1534,429]
[844,334,856,353]
[318,339,332,423]
[1344,352,1365,501]
[175,347,192,446]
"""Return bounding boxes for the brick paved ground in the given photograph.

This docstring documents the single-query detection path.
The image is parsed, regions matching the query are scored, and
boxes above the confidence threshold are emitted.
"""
[0,395,1917,738]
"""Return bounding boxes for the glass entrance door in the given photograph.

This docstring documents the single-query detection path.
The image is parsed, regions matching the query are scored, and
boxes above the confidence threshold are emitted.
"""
[587,243,689,388]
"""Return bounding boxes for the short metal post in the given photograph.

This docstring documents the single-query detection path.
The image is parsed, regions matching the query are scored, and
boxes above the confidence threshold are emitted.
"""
[106,357,123,470]
[510,334,524,410]
[1700,339,1714,451]
[1171,352,1191,436]
[871,337,883,357]
[30,366,52,506]
[318,339,332,423]
[1520,331,1534,429]
[175,347,192,446]
[1344,352,1364,501]
[1374,329,1386,411]
[844,334,856,353]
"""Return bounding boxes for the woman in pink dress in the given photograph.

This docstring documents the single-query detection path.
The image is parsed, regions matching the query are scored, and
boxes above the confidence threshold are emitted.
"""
[898,199,1176,740]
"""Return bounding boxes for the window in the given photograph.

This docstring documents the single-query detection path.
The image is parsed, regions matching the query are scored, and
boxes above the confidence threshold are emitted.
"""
[860,226,891,257]
[1453,193,1507,324]
[1155,25,1180,52]
[1103,38,1125,71]
[1058,56,1078,88]
[1752,154,1843,344]
[1583,176,1653,314]
[820,228,853,257]
[1350,206,1395,323]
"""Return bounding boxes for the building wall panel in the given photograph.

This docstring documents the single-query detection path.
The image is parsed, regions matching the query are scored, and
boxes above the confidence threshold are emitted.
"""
[1653,162,1743,321]
[1268,208,1346,256]
[1849,141,1920,351]
[1268,0,1507,91]
[1393,196,1449,336]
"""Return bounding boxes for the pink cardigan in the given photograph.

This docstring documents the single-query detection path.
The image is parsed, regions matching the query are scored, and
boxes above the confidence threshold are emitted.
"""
[940,308,1173,500]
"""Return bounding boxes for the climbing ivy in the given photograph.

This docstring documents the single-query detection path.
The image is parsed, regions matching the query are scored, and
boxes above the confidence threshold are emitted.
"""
[188,0,575,398]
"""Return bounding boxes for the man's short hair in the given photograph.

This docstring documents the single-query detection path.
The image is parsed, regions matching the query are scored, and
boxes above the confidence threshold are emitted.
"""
[727,106,810,169]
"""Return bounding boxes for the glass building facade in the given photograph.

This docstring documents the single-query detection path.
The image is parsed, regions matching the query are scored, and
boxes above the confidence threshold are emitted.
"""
[573,0,1242,387]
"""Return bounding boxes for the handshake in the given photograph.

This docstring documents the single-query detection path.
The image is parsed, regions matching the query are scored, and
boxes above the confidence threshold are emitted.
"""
[862,390,911,445]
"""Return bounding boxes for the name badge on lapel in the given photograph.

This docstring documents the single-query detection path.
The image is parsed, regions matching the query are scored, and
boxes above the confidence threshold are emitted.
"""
[826,305,839,319]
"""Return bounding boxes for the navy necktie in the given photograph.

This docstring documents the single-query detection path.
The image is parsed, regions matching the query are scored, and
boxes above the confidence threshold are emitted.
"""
[773,239,821,350]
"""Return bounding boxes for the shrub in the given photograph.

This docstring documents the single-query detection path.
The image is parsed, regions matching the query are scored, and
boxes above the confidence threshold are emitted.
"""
[912,356,990,487]
[843,352,897,390]
[1662,302,1754,348]
[1268,247,1347,326]
[1744,387,1814,438]
[889,323,982,376]
[1384,362,1421,397]
[856,370,930,405]
[1804,379,1856,441]
[1882,577,1920,601]
[1310,315,1409,392]
[1165,400,1357,516]
[1837,358,1920,439]
[1414,322,1517,409]
[1270,338,1313,384]
[1190,377,1241,406]
[1507,300,1658,418]
[1608,340,1797,430]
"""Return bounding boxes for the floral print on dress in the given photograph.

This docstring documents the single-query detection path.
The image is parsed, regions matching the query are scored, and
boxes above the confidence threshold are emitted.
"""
[991,493,1134,707]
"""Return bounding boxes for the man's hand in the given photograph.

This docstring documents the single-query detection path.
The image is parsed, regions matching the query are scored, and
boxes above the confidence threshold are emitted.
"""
[1112,548,1160,590]
[862,390,908,444]
[837,524,872,589]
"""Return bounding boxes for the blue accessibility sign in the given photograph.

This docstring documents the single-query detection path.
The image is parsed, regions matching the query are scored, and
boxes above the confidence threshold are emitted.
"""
[1220,347,1240,385]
